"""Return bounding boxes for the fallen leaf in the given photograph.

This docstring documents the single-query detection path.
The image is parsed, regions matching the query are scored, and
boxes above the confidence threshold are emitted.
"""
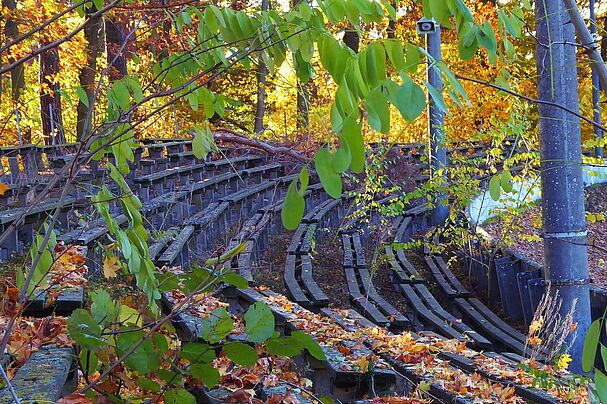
[103,256,120,278]
[0,183,10,196]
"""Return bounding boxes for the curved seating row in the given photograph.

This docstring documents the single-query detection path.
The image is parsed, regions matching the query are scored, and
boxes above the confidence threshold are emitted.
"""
[283,194,353,308]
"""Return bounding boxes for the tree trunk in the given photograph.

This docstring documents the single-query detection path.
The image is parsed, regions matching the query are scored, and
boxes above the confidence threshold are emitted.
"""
[3,0,25,102]
[39,46,65,145]
[535,0,591,373]
[292,0,309,138]
[105,17,128,81]
[77,6,105,141]
[254,0,269,135]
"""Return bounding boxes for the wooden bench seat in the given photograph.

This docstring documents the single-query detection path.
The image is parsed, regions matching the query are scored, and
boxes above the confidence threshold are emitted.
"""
[0,345,75,403]
[385,247,422,284]
[454,297,535,358]
[205,155,262,171]
[399,284,492,350]
[241,162,281,179]
[0,196,76,225]
[284,253,328,307]
[425,255,470,298]
[234,288,395,400]
[26,286,84,315]
[156,225,195,266]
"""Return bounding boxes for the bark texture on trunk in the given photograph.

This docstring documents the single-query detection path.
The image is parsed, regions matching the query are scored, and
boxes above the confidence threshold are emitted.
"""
[254,0,269,134]
[39,46,65,144]
[77,7,105,140]
[105,17,128,81]
[3,0,25,101]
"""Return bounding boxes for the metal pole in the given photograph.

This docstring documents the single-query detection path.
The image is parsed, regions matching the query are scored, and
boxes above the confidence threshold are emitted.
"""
[536,0,591,373]
[590,0,603,158]
[14,107,22,145]
[426,25,448,225]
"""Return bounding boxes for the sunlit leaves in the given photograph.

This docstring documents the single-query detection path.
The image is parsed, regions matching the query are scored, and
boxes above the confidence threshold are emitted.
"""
[192,124,216,160]
[393,75,426,122]
[315,147,343,198]
[282,169,308,230]
[341,118,365,173]
[365,86,390,133]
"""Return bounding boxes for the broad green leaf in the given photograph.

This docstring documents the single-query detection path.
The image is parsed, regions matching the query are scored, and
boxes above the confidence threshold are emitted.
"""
[67,309,105,350]
[489,175,501,201]
[365,87,390,133]
[596,369,607,403]
[583,319,602,372]
[384,39,405,71]
[394,76,426,122]
[244,301,275,343]
[223,342,259,368]
[291,331,326,360]
[190,363,220,387]
[165,388,196,404]
[200,307,233,343]
[332,138,352,174]
[90,289,117,325]
[222,272,249,289]
[265,336,304,357]
[315,148,342,198]
[341,118,365,173]
[117,329,160,374]
[282,180,306,230]
[76,86,89,107]
[79,350,99,375]
[501,169,513,193]
[112,81,130,111]
[181,343,216,363]
[404,43,420,73]
[424,82,447,113]
[137,377,161,393]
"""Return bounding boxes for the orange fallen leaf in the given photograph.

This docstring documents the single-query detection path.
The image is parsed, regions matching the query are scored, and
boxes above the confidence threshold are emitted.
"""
[0,183,10,196]
[103,256,120,278]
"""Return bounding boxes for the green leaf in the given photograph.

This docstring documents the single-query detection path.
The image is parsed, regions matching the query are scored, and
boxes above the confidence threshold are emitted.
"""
[112,81,130,111]
[165,388,196,404]
[181,343,216,363]
[365,87,390,133]
[282,180,306,230]
[394,75,426,122]
[265,336,304,357]
[117,329,160,374]
[332,138,352,174]
[315,148,343,198]
[137,377,161,393]
[404,43,420,73]
[67,309,105,350]
[90,289,117,325]
[76,86,89,107]
[223,342,259,368]
[384,39,405,71]
[488,175,501,201]
[190,363,220,387]
[244,301,275,343]
[583,319,602,372]
[596,369,607,403]
[222,272,249,289]
[501,169,513,193]
[290,331,326,360]
[79,350,99,375]
[424,82,447,113]
[200,307,233,343]
[477,21,497,54]
[341,118,365,173]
